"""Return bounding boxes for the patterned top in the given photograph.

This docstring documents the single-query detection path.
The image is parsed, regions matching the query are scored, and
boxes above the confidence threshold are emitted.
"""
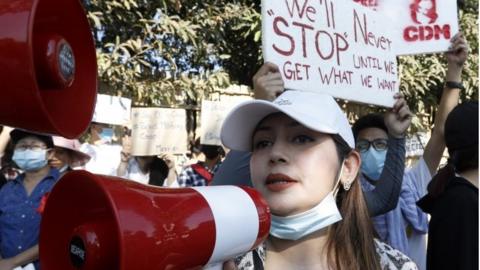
[234,239,418,270]
[177,162,221,187]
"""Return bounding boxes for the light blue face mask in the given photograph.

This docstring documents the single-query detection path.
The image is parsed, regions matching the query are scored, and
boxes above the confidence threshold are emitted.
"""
[360,148,387,181]
[99,128,114,142]
[269,163,345,241]
[12,149,48,172]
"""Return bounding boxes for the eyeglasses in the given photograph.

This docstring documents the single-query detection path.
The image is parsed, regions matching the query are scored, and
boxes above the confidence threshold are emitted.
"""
[15,144,48,151]
[356,139,388,152]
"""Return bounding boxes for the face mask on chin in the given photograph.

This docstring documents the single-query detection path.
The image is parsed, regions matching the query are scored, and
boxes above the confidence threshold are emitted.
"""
[269,162,345,241]
[360,148,386,181]
[12,149,49,172]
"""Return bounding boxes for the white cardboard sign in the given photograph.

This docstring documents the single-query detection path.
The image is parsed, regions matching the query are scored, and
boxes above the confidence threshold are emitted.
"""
[130,108,188,155]
[92,94,132,126]
[406,132,429,157]
[200,98,252,146]
[356,0,459,55]
[262,0,399,107]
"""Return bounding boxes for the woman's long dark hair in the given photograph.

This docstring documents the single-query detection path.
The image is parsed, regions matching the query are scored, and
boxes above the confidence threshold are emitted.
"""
[148,157,169,187]
[427,146,478,199]
[325,135,381,270]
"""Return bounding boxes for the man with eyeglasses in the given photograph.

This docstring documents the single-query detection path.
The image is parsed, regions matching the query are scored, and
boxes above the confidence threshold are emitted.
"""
[352,33,466,270]
[0,129,59,270]
[353,111,431,269]
[352,99,455,270]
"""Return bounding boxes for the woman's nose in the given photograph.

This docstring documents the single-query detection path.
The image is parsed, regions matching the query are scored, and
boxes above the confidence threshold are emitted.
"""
[269,142,288,165]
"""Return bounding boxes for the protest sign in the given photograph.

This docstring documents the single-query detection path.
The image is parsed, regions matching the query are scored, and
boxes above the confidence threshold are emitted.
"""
[262,0,399,107]
[406,132,429,157]
[130,108,188,155]
[358,0,459,55]
[92,94,131,126]
[200,97,252,146]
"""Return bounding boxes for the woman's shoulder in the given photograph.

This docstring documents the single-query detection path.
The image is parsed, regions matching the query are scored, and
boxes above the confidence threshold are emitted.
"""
[375,239,418,270]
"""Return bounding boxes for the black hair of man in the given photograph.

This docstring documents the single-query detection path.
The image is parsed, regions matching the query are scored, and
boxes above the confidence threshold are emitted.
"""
[200,144,225,160]
[352,113,388,141]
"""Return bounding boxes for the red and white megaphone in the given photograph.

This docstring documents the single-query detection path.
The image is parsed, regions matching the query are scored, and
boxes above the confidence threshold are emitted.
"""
[39,171,270,270]
[0,0,97,138]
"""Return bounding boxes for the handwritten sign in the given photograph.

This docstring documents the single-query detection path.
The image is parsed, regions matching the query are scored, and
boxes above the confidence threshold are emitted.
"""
[360,0,459,55]
[200,98,252,146]
[130,108,188,155]
[406,132,429,157]
[92,94,131,125]
[262,0,398,107]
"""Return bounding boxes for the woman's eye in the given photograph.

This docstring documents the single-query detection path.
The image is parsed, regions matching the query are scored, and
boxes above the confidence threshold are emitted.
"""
[292,135,313,144]
[253,140,272,150]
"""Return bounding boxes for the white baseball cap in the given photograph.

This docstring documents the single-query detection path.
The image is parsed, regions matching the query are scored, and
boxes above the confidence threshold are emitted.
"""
[220,91,354,151]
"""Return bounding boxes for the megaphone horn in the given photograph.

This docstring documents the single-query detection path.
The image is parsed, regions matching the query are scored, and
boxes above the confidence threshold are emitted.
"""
[40,171,270,270]
[0,0,97,138]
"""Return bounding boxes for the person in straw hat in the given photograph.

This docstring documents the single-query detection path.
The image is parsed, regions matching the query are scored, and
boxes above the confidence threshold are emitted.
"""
[49,136,91,176]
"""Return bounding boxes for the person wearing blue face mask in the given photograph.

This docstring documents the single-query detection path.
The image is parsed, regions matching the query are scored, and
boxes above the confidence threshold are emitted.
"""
[357,134,388,181]
[0,129,60,270]
[352,33,468,270]
[354,114,400,183]
[79,122,122,176]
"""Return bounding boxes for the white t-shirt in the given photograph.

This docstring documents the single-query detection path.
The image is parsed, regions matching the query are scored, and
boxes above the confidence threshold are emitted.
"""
[80,143,122,176]
[118,158,150,185]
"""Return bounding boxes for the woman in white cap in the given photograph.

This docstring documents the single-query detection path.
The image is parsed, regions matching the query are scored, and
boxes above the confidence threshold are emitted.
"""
[49,137,91,176]
[220,91,417,270]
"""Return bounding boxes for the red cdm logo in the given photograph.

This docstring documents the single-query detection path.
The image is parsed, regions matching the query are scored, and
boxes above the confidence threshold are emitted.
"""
[404,0,450,42]
[353,0,378,8]
[410,0,438,24]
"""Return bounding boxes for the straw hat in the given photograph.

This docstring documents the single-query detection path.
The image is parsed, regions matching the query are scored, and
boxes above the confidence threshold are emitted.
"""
[52,136,91,167]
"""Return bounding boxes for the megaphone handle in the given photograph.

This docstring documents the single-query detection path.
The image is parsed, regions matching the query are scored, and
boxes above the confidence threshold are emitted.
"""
[203,262,223,270]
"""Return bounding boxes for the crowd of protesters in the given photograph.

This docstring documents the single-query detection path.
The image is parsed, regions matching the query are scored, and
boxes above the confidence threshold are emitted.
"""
[0,32,476,270]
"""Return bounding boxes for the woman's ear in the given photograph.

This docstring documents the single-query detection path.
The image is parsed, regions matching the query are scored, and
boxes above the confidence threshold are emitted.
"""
[340,150,361,187]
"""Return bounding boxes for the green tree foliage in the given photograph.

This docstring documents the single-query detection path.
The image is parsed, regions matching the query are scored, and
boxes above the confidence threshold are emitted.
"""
[84,0,259,108]
[84,0,478,132]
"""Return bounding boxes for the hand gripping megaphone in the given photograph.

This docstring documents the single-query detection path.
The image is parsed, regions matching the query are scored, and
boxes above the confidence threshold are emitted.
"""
[0,0,97,138]
[39,171,271,269]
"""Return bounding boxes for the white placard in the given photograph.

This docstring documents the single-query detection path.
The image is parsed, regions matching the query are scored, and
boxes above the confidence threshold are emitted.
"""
[92,94,132,126]
[130,108,188,155]
[372,0,459,55]
[200,98,252,146]
[262,0,399,107]
[406,132,429,157]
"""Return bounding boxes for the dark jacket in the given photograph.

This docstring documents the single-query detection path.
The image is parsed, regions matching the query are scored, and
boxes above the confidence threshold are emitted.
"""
[418,176,478,270]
